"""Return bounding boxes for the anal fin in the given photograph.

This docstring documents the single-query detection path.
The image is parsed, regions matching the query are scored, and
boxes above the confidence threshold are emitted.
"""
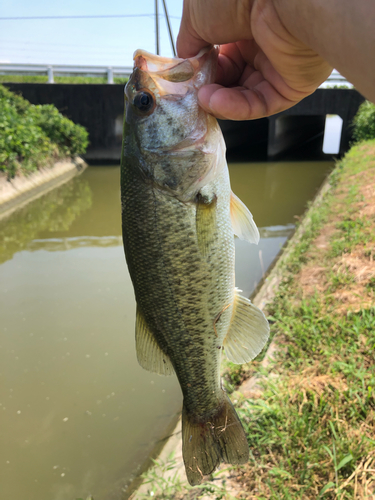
[223,289,269,364]
[230,191,259,244]
[135,307,174,376]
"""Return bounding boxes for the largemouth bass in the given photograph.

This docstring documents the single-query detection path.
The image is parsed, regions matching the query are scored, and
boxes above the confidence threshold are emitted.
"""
[121,47,269,486]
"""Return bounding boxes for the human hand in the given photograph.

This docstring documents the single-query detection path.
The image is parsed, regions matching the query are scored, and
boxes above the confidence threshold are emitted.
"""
[177,0,333,120]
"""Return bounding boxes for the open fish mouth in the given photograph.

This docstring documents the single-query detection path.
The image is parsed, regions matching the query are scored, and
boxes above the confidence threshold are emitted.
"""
[131,47,218,96]
[133,50,196,82]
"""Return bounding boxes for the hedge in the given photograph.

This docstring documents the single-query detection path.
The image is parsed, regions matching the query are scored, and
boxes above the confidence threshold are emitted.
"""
[0,85,89,177]
[352,101,375,143]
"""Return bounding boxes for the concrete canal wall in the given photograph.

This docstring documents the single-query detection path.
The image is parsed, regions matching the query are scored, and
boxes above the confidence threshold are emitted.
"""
[0,157,87,221]
[4,84,365,162]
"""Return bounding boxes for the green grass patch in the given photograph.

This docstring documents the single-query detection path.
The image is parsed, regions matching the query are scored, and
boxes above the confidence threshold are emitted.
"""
[330,217,374,258]
[238,304,375,499]
[234,141,375,498]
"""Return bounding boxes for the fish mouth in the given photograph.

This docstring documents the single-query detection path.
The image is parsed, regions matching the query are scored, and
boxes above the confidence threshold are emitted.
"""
[133,49,198,80]
[132,47,218,96]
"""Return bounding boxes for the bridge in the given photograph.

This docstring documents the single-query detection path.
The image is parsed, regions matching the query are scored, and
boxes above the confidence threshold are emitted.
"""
[3,78,364,162]
[0,63,347,86]
[0,63,133,84]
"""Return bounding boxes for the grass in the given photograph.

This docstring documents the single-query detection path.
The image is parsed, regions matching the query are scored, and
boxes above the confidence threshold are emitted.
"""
[234,141,375,499]
[136,452,236,500]
[237,304,375,499]
[137,453,187,499]
[0,75,128,85]
[134,140,375,499]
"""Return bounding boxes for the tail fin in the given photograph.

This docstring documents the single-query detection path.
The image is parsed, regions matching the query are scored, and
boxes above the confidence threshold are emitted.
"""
[182,393,249,486]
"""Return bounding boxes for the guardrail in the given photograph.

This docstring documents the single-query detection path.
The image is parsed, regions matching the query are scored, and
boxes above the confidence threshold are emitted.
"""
[320,69,352,88]
[0,63,133,83]
[0,64,352,87]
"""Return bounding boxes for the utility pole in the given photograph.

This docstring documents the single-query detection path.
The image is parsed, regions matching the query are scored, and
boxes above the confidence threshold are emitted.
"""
[161,0,176,56]
[155,0,160,55]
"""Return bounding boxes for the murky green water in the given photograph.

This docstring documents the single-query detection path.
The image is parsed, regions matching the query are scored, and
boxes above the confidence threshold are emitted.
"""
[0,161,332,500]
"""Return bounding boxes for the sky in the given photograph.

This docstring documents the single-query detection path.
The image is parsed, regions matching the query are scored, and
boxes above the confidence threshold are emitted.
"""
[0,0,183,67]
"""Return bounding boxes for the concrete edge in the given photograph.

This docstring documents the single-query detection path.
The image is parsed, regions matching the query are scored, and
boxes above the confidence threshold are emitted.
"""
[0,157,88,221]
[128,173,334,499]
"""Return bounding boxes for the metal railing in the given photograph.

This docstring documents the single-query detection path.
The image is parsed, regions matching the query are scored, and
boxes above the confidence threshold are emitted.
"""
[0,63,133,83]
[0,63,351,87]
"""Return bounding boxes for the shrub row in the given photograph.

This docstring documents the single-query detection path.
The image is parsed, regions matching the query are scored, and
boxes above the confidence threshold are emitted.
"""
[353,100,375,142]
[0,84,89,177]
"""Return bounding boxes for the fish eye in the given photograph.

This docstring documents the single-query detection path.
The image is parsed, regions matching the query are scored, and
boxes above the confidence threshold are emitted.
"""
[133,91,154,113]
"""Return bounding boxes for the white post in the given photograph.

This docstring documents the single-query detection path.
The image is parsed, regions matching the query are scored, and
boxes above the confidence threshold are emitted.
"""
[107,67,114,84]
[47,66,54,84]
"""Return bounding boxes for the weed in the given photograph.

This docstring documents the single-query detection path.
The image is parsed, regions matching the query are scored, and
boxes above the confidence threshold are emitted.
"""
[221,360,254,394]
[136,453,187,499]
[328,270,355,292]
[366,277,375,291]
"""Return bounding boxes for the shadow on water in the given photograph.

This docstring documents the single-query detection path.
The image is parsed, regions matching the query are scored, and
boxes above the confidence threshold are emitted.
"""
[0,161,333,500]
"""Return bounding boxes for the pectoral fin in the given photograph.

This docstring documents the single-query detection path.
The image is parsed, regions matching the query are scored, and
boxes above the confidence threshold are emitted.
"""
[135,307,174,376]
[196,192,217,258]
[223,289,269,364]
[230,191,259,244]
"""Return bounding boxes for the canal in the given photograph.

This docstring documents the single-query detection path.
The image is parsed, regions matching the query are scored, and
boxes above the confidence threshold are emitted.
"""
[0,160,332,500]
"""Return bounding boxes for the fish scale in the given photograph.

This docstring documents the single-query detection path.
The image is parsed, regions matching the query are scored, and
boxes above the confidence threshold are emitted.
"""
[122,162,234,416]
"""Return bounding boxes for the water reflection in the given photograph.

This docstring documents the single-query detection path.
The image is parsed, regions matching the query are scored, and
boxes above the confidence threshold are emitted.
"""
[230,161,333,296]
[235,225,295,297]
[28,236,123,252]
[0,162,333,500]
[0,177,92,264]
[229,161,333,227]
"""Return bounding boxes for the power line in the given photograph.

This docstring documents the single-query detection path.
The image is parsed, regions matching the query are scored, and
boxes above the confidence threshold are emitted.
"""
[0,36,170,48]
[0,13,180,21]
[0,46,133,55]
[0,39,135,52]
